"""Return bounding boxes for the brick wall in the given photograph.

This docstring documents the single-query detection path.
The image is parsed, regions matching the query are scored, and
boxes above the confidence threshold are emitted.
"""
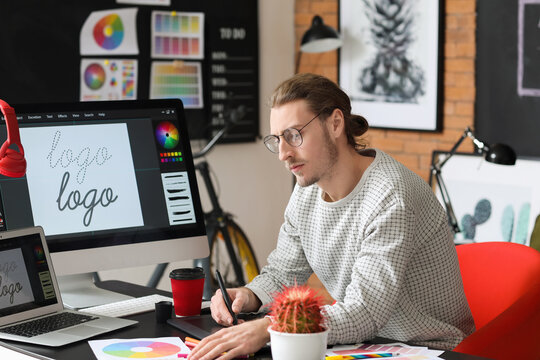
[295,0,476,181]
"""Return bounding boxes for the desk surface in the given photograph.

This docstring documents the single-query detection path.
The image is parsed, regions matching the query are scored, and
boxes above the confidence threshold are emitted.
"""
[4,281,489,360]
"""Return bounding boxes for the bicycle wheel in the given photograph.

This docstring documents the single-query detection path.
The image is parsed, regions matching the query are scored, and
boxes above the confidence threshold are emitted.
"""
[209,220,260,288]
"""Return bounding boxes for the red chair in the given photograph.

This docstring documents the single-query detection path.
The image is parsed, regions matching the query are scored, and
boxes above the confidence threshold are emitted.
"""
[453,242,540,359]
[453,284,540,359]
[455,241,540,330]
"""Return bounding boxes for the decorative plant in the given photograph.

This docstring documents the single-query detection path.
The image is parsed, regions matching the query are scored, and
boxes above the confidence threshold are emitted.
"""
[269,284,326,333]
[358,0,425,103]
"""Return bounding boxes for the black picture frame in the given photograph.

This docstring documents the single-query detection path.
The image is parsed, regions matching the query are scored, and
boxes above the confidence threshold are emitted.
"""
[338,0,444,132]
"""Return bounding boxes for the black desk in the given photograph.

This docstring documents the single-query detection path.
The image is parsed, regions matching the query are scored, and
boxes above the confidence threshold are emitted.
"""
[4,281,488,360]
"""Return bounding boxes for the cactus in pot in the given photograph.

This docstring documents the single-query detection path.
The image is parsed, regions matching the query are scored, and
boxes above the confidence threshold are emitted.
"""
[269,284,326,333]
[267,284,329,360]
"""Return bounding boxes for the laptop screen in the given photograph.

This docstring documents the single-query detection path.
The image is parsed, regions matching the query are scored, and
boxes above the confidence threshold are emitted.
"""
[0,232,58,317]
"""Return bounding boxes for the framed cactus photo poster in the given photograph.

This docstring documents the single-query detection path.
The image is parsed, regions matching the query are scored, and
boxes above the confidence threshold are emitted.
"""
[338,0,444,131]
[430,151,540,246]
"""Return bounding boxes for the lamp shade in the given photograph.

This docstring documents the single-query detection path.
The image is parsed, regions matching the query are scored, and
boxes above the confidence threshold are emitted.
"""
[300,15,343,53]
[485,143,517,165]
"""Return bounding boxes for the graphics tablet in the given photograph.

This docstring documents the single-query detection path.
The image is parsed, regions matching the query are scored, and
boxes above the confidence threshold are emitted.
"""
[167,312,266,340]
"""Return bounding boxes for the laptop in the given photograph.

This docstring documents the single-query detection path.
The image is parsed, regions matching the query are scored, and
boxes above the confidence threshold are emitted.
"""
[0,226,137,347]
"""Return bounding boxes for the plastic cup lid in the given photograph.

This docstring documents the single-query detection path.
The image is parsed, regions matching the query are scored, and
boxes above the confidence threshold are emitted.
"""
[169,267,205,280]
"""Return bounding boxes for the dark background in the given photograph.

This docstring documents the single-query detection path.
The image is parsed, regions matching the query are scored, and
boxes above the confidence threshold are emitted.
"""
[476,0,540,157]
[0,0,259,142]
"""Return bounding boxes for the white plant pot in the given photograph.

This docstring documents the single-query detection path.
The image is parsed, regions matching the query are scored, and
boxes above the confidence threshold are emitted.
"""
[268,327,329,360]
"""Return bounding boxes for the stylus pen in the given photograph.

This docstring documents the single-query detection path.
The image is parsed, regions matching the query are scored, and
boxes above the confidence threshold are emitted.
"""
[215,269,238,325]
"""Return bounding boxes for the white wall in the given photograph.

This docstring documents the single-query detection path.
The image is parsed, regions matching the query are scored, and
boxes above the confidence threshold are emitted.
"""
[99,0,295,291]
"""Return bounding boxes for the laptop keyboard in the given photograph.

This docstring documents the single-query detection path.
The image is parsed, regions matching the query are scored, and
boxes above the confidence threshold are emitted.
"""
[0,312,98,337]
[81,294,174,318]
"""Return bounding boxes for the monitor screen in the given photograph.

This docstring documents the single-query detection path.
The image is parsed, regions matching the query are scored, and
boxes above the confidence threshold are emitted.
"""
[0,99,208,307]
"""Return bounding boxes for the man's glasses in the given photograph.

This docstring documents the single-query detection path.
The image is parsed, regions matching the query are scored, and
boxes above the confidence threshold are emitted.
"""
[263,112,321,154]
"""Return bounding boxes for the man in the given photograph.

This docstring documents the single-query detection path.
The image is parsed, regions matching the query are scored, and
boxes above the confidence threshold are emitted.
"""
[188,73,474,360]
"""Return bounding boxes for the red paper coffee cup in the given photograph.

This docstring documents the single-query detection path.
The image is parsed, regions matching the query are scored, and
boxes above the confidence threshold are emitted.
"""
[169,267,205,316]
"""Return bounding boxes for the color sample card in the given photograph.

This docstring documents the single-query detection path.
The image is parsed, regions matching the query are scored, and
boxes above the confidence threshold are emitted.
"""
[80,59,138,101]
[150,61,203,108]
[151,11,204,59]
[80,8,139,55]
[326,343,444,360]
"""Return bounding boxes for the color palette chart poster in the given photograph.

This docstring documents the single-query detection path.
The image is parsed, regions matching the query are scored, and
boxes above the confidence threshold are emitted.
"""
[80,8,139,55]
[151,11,204,59]
[89,337,190,360]
[150,61,203,108]
[80,59,138,101]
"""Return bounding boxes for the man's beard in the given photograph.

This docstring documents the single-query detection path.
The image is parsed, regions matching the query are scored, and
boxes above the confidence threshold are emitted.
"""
[293,127,338,187]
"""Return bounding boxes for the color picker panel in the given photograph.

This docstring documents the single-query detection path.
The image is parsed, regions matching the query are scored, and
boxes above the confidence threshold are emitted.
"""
[152,11,204,59]
[150,61,203,108]
[160,151,183,163]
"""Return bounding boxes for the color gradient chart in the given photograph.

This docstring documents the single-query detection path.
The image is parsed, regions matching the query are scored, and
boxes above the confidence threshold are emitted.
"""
[151,11,204,59]
[150,61,203,108]
[89,337,191,360]
[81,59,138,101]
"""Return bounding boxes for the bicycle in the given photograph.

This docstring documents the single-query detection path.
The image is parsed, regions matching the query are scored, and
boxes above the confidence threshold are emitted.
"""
[147,105,260,300]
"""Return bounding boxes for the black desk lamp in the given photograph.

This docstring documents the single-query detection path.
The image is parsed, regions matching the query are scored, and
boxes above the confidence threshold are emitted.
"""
[430,127,517,234]
[295,15,343,73]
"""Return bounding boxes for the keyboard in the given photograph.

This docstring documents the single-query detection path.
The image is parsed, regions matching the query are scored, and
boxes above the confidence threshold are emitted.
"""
[80,294,173,318]
[0,312,98,337]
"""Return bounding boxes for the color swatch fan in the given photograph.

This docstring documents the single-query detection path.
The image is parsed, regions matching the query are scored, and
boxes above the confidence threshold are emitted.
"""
[155,121,179,150]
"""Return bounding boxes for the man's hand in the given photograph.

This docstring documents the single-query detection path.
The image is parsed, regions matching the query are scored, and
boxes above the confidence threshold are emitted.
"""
[210,287,261,326]
[187,317,270,360]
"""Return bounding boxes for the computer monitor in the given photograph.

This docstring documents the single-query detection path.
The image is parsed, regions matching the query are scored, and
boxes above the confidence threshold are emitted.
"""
[0,99,208,309]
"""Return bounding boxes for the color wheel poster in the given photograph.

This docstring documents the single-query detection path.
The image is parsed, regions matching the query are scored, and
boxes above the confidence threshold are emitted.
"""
[20,124,144,236]
[89,337,190,360]
[80,59,138,101]
[80,8,139,55]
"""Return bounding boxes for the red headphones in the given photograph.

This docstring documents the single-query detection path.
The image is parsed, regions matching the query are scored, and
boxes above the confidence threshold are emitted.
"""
[0,99,26,177]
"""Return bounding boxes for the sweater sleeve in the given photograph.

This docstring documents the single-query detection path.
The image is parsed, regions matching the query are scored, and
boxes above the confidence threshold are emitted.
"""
[245,188,313,307]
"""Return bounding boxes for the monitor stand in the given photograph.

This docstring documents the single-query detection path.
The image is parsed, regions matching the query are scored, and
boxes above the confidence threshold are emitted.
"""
[58,273,133,310]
